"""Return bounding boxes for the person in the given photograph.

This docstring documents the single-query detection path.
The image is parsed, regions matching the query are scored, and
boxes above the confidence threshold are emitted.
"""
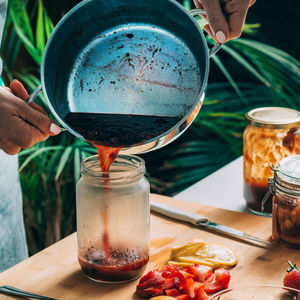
[0,0,255,272]
[0,0,61,272]
[194,0,256,43]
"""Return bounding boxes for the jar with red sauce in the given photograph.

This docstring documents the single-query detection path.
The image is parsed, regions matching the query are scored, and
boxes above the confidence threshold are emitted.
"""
[270,155,300,248]
[243,107,300,215]
[76,155,150,283]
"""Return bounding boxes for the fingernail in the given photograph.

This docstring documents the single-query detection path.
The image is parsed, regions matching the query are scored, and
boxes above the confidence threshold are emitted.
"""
[216,31,226,43]
[50,123,61,135]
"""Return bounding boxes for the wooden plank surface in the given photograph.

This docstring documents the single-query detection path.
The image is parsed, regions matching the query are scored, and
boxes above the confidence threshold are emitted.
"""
[0,194,299,299]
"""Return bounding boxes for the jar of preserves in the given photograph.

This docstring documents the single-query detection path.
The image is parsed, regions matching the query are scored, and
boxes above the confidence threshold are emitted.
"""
[243,107,300,215]
[270,155,300,248]
[76,154,150,283]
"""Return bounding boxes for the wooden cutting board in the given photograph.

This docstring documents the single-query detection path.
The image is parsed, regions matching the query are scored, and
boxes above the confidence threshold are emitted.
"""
[0,194,299,300]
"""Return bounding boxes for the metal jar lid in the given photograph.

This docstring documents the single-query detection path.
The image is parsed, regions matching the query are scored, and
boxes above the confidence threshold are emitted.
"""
[245,107,300,129]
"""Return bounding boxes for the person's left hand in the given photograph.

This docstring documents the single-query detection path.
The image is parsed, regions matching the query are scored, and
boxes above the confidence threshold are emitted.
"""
[193,0,256,43]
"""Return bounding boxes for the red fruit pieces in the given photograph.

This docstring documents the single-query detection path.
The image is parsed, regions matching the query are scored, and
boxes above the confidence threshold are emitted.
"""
[284,262,300,291]
[196,287,209,300]
[136,288,164,298]
[176,295,189,300]
[136,270,164,290]
[203,269,230,294]
[136,263,231,299]
[186,265,213,282]
[214,268,231,288]
[184,278,196,298]
[165,288,180,296]
[160,277,181,290]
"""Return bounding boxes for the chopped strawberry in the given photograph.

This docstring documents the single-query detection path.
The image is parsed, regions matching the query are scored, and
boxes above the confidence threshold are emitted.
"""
[135,288,164,298]
[160,277,180,290]
[165,288,180,296]
[176,295,189,300]
[214,268,231,288]
[194,281,204,292]
[186,265,213,282]
[139,270,155,283]
[183,277,196,298]
[180,269,195,279]
[136,271,164,290]
[196,286,209,300]
[136,264,231,299]
[203,268,230,294]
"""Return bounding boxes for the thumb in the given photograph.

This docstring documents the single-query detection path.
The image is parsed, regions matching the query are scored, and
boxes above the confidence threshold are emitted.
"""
[18,100,61,136]
[201,0,229,43]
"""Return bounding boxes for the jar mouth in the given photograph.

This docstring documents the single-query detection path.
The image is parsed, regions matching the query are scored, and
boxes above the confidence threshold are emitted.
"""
[81,154,145,181]
[277,155,300,182]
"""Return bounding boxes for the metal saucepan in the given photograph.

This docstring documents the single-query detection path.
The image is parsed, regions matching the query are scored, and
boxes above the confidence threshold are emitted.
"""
[29,0,221,154]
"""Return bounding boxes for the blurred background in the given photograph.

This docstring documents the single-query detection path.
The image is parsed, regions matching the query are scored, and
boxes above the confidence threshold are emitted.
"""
[3,0,300,254]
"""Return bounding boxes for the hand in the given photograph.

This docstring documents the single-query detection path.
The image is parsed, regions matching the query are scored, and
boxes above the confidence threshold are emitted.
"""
[193,0,256,43]
[0,80,61,155]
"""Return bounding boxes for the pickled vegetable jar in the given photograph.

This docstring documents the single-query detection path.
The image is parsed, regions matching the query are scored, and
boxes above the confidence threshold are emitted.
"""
[271,155,300,248]
[243,107,300,215]
[76,154,150,283]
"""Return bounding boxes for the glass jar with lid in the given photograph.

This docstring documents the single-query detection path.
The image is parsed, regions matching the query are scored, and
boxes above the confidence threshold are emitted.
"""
[76,154,150,283]
[243,107,300,215]
[270,155,300,248]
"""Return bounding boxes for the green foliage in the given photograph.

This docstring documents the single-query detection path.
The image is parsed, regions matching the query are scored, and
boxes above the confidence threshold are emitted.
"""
[2,0,300,254]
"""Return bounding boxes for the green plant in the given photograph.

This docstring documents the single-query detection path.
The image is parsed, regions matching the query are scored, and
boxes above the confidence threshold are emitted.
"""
[3,0,300,254]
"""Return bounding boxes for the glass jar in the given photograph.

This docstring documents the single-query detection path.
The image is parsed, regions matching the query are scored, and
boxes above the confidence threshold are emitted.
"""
[243,107,300,215]
[76,154,150,283]
[270,155,300,248]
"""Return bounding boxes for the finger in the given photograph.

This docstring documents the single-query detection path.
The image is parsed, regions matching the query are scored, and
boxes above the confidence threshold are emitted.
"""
[8,117,49,149]
[227,6,249,39]
[29,102,48,116]
[200,0,229,43]
[250,0,256,6]
[10,79,29,101]
[204,24,214,38]
[193,0,201,8]
[0,139,21,155]
[14,98,61,136]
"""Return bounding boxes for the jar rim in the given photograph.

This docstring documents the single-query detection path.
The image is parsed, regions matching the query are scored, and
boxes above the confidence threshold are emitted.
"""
[81,154,145,181]
[277,155,300,182]
[245,107,300,129]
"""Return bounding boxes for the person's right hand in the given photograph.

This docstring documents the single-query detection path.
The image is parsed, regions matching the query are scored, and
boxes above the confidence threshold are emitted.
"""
[193,0,256,43]
[0,80,61,155]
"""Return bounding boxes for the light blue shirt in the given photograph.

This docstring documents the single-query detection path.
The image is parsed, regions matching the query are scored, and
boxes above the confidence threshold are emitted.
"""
[0,0,28,272]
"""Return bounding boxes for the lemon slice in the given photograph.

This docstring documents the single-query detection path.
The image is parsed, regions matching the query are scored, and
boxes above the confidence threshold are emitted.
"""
[168,260,195,267]
[169,240,237,268]
[150,297,176,300]
[170,240,206,259]
[176,256,215,267]
[195,243,237,267]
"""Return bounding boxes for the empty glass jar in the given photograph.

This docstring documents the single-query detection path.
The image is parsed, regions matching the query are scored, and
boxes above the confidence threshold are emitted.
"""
[76,154,150,283]
[243,107,300,215]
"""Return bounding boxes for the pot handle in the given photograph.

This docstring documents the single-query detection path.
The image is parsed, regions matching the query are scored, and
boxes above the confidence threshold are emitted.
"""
[28,85,42,103]
[190,8,222,57]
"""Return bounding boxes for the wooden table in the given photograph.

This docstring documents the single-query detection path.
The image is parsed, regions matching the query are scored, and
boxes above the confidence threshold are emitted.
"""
[0,194,299,299]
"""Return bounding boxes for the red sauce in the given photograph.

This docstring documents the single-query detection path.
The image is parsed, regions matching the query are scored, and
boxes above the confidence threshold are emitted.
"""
[78,250,149,282]
[243,182,272,213]
[94,145,120,173]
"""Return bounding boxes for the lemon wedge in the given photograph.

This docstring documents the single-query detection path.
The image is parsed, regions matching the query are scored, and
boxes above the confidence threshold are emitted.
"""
[169,240,237,268]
